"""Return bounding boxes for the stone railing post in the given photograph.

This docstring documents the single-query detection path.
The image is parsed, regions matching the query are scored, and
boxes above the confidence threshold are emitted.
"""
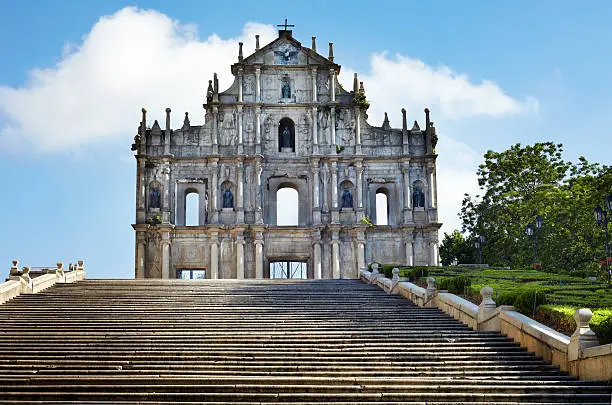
[477,286,500,331]
[425,277,437,306]
[55,262,65,282]
[370,263,381,284]
[568,308,599,361]
[389,267,400,294]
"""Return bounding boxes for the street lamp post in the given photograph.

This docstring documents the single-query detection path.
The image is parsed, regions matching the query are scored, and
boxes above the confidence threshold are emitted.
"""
[525,215,543,265]
[475,233,485,265]
[594,194,612,285]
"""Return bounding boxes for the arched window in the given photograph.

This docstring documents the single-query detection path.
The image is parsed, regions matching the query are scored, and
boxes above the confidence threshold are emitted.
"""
[278,117,295,152]
[185,191,199,226]
[277,186,298,225]
[375,189,389,225]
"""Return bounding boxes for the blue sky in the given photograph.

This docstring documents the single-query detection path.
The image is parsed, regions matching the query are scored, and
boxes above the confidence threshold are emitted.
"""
[1,1,610,278]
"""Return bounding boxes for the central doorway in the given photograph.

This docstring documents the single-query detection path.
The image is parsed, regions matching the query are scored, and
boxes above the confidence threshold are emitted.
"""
[270,261,307,279]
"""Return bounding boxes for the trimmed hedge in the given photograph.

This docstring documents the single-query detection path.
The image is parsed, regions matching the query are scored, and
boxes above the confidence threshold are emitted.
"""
[537,305,612,345]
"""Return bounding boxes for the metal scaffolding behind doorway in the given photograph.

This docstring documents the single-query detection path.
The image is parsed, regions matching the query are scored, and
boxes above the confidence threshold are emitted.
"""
[270,261,307,279]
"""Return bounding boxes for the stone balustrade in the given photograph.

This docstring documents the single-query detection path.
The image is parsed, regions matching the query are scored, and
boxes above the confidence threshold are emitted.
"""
[359,268,612,381]
[1,260,86,305]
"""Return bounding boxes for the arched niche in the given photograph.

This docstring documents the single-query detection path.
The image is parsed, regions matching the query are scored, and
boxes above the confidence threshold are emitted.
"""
[148,180,162,210]
[412,180,426,209]
[278,117,295,152]
[220,180,235,210]
[339,180,355,210]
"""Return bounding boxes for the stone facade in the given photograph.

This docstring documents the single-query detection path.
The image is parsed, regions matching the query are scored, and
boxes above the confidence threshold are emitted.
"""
[131,28,441,279]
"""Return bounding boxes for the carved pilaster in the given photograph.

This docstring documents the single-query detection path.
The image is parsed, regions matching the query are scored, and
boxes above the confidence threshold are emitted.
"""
[210,233,219,279]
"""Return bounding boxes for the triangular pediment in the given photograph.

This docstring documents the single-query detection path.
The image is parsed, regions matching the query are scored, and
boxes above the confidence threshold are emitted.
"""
[240,33,338,69]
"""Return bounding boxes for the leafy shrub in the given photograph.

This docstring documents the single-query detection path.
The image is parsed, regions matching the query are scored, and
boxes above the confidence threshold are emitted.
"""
[591,316,612,345]
[405,267,429,282]
[439,275,471,294]
[513,289,547,315]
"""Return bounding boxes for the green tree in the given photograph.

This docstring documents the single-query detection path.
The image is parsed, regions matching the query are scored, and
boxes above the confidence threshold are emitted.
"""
[460,142,610,274]
[440,230,477,266]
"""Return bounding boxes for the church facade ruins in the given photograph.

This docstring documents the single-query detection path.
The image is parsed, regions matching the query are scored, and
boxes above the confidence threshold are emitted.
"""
[131,25,441,279]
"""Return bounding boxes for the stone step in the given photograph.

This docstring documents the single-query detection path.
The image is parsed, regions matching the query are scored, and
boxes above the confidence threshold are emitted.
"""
[0,391,609,402]
[0,278,608,403]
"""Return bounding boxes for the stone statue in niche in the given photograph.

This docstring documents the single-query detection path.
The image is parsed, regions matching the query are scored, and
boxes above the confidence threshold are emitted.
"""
[412,184,425,208]
[150,186,161,209]
[301,112,310,135]
[222,187,234,209]
[341,187,353,209]
[281,79,291,99]
[281,126,292,148]
[317,74,329,93]
[318,109,329,130]
[243,77,254,94]
[220,111,237,145]
[263,115,274,142]
[244,109,254,143]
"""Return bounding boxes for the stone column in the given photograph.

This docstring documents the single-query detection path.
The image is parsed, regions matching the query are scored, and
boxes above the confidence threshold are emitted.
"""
[311,68,317,102]
[355,161,363,210]
[236,232,245,279]
[405,233,414,266]
[430,237,439,266]
[135,232,146,278]
[162,164,171,223]
[311,106,318,154]
[354,107,361,154]
[357,239,366,274]
[238,69,243,103]
[331,160,339,223]
[321,163,329,212]
[331,233,340,279]
[236,160,244,223]
[255,67,261,102]
[136,158,146,223]
[255,160,263,224]
[329,68,336,102]
[428,162,436,209]
[212,106,219,154]
[313,235,322,279]
[210,233,219,279]
[255,106,261,153]
[210,159,219,223]
[330,106,336,146]
[161,232,171,279]
[254,232,264,279]
[402,164,412,223]
[312,161,321,224]
[237,105,243,154]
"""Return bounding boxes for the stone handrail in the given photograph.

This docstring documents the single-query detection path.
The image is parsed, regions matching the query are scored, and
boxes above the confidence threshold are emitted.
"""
[1,260,85,305]
[359,267,612,381]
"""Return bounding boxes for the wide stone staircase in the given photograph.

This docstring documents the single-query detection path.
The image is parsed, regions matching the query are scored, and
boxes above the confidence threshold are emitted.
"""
[0,279,610,404]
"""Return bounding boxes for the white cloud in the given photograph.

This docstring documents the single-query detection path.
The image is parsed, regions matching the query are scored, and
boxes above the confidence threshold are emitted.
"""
[0,7,276,153]
[338,53,537,237]
[0,7,535,240]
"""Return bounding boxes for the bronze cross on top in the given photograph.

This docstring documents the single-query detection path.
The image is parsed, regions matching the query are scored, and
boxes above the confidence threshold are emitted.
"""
[277,18,294,30]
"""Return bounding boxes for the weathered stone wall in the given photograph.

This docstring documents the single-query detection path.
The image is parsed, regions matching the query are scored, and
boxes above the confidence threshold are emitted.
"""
[133,29,441,279]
